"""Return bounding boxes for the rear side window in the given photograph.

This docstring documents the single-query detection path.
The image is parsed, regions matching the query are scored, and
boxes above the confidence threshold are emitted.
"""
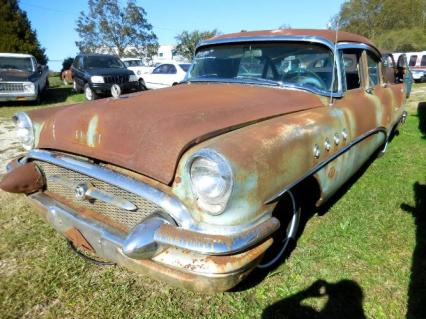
[342,49,362,90]
[366,51,380,87]
[421,55,426,67]
[409,55,417,67]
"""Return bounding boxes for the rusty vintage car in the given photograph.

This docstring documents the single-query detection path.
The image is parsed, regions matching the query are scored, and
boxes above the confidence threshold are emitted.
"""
[0,29,411,293]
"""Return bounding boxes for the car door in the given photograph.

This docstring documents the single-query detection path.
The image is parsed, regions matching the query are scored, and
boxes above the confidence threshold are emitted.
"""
[314,47,386,203]
[145,64,171,89]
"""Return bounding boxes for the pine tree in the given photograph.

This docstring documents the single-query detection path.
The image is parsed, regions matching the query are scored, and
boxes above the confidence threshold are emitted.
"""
[0,0,48,64]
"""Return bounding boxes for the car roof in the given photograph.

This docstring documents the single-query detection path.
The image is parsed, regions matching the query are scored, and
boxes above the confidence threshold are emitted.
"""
[78,53,119,58]
[121,58,143,61]
[200,29,378,51]
[0,52,34,58]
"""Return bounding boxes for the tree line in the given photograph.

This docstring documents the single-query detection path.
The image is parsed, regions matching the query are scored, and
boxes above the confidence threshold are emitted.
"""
[332,0,426,51]
[1,0,424,66]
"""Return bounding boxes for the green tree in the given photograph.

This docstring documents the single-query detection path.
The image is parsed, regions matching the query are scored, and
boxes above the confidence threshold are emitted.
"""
[0,0,48,64]
[175,30,220,61]
[61,57,74,72]
[331,0,426,51]
[76,0,158,59]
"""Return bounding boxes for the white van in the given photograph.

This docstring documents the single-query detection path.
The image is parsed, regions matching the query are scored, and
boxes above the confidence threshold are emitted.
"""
[393,51,426,82]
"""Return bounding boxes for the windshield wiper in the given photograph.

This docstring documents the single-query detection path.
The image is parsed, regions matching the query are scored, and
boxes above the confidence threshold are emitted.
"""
[185,76,283,87]
[234,76,283,87]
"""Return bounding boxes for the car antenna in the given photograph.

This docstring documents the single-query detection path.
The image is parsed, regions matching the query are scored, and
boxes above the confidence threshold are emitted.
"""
[329,21,339,106]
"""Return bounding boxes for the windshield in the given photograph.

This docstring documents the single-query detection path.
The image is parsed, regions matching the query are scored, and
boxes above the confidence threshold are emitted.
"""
[187,42,337,93]
[85,56,125,69]
[123,59,144,67]
[0,57,34,72]
[179,64,191,72]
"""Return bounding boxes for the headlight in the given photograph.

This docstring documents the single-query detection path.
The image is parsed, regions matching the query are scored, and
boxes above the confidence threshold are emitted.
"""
[189,149,233,215]
[23,82,35,93]
[129,74,138,82]
[90,76,104,83]
[137,70,141,75]
[13,112,34,150]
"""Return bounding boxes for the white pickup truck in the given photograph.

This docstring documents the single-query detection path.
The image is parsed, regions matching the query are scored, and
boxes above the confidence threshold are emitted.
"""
[0,53,49,103]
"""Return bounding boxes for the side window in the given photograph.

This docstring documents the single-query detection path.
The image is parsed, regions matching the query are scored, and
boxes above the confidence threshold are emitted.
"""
[341,49,362,90]
[153,65,165,74]
[73,56,80,69]
[409,55,417,67]
[79,56,84,69]
[366,51,380,87]
[167,64,177,74]
[421,55,426,67]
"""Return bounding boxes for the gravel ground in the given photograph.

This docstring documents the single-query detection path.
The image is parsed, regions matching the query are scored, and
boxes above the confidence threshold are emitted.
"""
[0,119,24,174]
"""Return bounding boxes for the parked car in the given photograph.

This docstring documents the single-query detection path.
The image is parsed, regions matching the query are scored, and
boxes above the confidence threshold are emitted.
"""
[0,53,49,103]
[121,58,155,84]
[60,69,73,85]
[392,51,426,83]
[140,62,190,89]
[71,54,140,100]
[0,29,411,293]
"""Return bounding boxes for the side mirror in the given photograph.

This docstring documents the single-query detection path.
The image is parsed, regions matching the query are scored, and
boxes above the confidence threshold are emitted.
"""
[37,64,42,73]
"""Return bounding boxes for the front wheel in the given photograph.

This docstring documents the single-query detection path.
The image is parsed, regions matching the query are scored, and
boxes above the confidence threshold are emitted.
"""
[139,78,147,90]
[257,190,300,269]
[84,83,98,101]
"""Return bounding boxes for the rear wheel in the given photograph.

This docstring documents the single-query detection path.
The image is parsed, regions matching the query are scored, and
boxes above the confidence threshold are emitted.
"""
[84,83,98,101]
[257,190,300,269]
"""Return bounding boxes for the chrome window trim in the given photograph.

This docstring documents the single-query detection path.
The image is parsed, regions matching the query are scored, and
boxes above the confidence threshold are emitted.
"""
[337,42,382,60]
[192,35,344,97]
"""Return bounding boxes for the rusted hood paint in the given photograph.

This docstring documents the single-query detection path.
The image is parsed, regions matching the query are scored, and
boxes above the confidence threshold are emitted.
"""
[28,84,324,184]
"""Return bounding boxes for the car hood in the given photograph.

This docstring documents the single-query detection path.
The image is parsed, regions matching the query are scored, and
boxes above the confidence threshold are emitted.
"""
[0,69,33,81]
[28,83,325,184]
[85,68,133,76]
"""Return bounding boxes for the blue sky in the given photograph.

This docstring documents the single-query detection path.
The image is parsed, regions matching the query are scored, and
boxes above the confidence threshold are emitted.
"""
[19,0,345,71]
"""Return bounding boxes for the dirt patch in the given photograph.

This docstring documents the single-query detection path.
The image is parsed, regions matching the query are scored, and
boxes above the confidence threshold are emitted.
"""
[0,119,24,174]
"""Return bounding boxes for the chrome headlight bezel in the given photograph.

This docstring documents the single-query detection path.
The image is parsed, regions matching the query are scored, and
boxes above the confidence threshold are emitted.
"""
[188,149,234,215]
[13,112,35,150]
[129,74,138,81]
[90,75,104,83]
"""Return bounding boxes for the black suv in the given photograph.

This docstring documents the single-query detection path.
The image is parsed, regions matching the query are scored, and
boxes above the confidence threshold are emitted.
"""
[71,54,140,100]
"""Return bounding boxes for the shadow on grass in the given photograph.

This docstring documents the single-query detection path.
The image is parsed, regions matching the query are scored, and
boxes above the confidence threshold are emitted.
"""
[418,102,426,139]
[401,182,426,319]
[262,279,366,319]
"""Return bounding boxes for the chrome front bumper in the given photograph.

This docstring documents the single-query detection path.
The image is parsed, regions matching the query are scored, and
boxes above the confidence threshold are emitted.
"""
[27,192,276,292]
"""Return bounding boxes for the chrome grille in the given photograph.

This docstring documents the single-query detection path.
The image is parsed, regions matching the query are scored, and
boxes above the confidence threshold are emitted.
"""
[0,82,24,92]
[104,75,129,84]
[35,161,163,230]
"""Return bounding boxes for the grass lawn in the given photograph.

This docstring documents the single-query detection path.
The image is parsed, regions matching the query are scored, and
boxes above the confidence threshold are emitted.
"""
[0,82,425,318]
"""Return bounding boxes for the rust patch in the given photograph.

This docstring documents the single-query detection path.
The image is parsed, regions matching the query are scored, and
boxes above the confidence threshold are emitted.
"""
[328,166,336,178]
[0,162,44,194]
[210,29,378,51]
[28,84,324,184]
[64,227,94,252]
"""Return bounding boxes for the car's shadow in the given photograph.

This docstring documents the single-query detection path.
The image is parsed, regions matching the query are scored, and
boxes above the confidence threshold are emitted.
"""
[401,182,426,319]
[418,101,426,139]
[261,279,366,319]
